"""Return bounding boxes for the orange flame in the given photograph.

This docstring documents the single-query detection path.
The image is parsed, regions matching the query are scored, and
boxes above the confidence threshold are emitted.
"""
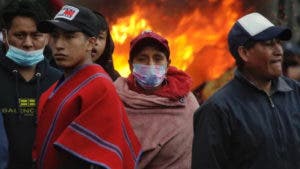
[111,0,242,89]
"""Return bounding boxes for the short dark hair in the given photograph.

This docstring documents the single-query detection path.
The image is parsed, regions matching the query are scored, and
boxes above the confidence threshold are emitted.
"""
[234,40,257,68]
[1,0,50,30]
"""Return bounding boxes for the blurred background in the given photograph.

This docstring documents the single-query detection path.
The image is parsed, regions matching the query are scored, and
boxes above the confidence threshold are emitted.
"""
[1,0,300,103]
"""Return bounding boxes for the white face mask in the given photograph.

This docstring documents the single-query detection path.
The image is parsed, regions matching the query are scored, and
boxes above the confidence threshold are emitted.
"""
[132,64,167,89]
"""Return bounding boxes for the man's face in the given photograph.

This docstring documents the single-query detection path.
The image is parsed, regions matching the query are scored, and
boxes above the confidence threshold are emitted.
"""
[4,16,47,51]
[49,29,94,71]
[243,39,283,80]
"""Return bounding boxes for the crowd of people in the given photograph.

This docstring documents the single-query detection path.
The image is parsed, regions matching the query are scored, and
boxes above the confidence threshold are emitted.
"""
[0,0,300,169]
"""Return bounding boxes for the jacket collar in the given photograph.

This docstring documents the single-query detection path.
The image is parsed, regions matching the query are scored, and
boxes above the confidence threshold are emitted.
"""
[0,55,48,81]
[235,69,293,94]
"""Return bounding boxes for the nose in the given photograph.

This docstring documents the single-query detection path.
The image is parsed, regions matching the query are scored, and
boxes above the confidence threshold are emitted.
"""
[22,36,34,50]
[148,58,155,65]
[52,36,65,51]
[274,41,283,55]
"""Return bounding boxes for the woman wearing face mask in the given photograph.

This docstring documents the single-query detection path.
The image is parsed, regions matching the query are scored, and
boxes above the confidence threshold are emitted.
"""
[92,12,120,81]
[114,30,199,169]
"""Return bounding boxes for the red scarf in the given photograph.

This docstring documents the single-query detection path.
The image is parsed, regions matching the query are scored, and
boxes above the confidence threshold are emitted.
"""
[127,66,192,100]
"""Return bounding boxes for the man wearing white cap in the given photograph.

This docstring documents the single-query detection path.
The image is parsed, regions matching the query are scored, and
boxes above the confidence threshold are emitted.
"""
[192,12,300,169]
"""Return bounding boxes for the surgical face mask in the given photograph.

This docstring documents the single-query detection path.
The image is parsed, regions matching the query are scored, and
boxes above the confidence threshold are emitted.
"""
[133,64,167,89]
[6,45,45,66]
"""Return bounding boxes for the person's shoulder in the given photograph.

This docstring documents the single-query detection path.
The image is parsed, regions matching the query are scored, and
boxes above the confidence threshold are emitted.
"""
[43,61,62,77]
[89,68,116,88]
[195,79,237,114]
[280,76,300,88]
[208,80,237,102]
[278,76,300,98]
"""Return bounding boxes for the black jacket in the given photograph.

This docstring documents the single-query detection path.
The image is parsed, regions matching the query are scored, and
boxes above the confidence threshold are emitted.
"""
[192,70,300,169]
[0,113,8,169]
[0,53,61,169]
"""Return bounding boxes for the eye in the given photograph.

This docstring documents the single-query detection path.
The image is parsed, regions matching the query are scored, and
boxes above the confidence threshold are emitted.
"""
[134,55,148,63]
[32,33,43,39]
[154,55,164,61]
[65,33,75,39]
[154,54,167,63]
[262,39,282,46]
[97,35,106,40]
[14,33,24,39]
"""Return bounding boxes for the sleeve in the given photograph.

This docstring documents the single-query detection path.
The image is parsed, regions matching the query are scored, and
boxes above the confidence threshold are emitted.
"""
[53,78,141,169]
[192,102,231,169]
[0,113,8,169]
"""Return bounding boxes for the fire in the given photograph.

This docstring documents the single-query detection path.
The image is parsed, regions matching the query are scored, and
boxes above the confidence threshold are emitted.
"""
[111,8,152,76]
[111,0,243,89]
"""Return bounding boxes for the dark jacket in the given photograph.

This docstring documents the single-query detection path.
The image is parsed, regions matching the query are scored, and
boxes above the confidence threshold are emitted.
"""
[0,113,8,169]
[0,47,62,169]
[192,70,300,169]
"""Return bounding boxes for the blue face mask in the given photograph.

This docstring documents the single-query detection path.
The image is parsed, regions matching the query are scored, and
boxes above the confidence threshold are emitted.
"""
[133,64,167,89]
[6,45,45,67]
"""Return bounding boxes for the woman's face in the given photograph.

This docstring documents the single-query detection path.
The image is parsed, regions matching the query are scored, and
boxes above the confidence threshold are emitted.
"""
[131,46,169,68]
[91,31,107,62]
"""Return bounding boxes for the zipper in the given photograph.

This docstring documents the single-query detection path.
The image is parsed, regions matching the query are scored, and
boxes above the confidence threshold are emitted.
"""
[267,95,287,168]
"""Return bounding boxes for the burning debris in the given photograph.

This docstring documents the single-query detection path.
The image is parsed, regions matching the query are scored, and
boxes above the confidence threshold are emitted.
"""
[66,0,278,91]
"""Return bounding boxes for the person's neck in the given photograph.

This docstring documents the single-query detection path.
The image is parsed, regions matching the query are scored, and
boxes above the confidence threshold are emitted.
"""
[18,65,37,82]
[240,69,272,95]
[64,61,93,78]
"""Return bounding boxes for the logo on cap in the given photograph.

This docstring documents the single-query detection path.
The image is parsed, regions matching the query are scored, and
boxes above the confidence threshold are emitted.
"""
[54,5,79,21]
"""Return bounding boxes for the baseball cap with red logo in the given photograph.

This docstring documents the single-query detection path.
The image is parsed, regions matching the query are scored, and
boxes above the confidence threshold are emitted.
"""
[37,4,100,37]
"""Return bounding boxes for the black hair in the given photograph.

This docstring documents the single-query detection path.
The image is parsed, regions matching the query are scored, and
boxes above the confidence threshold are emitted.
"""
[93,11,120,81]
[1,0,50,30]
[129,38,170,63]
[37,0,62,18]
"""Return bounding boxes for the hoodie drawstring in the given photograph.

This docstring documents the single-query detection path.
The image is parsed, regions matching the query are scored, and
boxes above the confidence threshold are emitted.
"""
[35,72,41,125]
[12,69,21,119]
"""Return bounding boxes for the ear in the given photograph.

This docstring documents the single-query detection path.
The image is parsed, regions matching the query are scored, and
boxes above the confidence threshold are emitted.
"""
[237,46,250,62]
